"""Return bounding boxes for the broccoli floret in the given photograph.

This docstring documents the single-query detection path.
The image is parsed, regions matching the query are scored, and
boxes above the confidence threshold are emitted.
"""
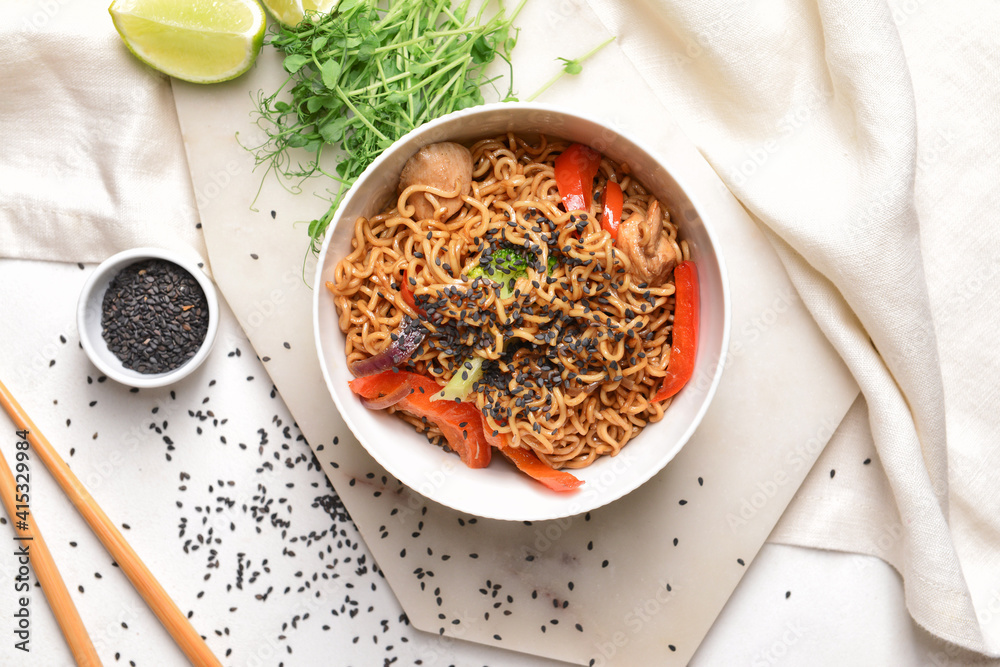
[492,247,529,273]
[468,247,526,298]
[468,246,558,298]
[470,247,527,278]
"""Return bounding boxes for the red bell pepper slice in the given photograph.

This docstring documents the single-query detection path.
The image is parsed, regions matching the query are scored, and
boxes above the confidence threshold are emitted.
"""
[601,180,624,241]
[349,370,491,468]
[400,281,419,312]
[399,271,425,317]
[653,260,699,402]
[347,371,410,401]
[554,143,601,213]
[484,429,583,492]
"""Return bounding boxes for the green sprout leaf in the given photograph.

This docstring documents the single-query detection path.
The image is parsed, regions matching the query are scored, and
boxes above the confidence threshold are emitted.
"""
[319,59,341,88]
[560,58,583,75]
[283,54,308,73]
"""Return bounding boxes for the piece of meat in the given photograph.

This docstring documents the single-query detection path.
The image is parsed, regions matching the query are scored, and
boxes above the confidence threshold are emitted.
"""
[618,199,676,284]
[398,142,473,221]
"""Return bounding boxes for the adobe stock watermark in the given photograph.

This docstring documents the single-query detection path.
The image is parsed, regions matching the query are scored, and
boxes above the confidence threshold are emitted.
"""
[43,64,165,180]
[542,0,586,29]
[89,600,144,657]
[519,515,576,561]
[725,82,833,189]
[750,621,805,666]
[585,114,633,158]
[44,118,114,181]
[242,577,344,667]
[919,587,1000,666]
[650,2,752,76]
[890,0,933,27]
[732,287,799,351]
[689,0,750,58]
[80,391,193,494]
[513,448,641,558]
[915,127,956,179]
[14,0,73,42]
[239,262,309,334]
[406,605,483,666]
[392,457,460,524]
[194,160,243,212]
[12,330,72,385]
[726,416,839,532]
[845,126,956,242]
[880,250,991,373]
[577,448,638,504]
[590,580,679,666]
[975,587,1000,631]
[849,520,904,573]
[851,484,954,574]
[685,284,799,397]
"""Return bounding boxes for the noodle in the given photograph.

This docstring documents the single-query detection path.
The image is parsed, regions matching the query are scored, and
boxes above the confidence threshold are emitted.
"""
[329,133,689,470]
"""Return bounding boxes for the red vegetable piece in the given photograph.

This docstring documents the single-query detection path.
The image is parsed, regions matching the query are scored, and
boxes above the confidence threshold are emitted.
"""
[349,370,491,469]
[485,430,583,492]
[359,380,411,409]
[653,261,699,402]
[347,321,425,377]
[399,270,425,316]
[601,180,624,242]
[554,143,601,213]
[401,282,418,311]
[348,370,409,399]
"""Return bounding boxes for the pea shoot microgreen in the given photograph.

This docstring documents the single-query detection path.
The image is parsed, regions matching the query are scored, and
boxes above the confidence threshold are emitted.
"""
[247,0,527,255]
[525,35,616,102]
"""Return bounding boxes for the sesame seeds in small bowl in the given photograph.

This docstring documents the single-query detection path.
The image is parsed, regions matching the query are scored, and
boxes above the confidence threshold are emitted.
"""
[77,248,219,388]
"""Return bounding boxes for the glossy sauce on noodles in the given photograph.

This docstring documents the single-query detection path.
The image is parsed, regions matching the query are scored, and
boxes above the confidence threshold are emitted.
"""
[329,133,689,470]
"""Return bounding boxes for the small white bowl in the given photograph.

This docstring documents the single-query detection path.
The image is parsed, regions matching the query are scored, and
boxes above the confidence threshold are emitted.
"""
[314,102,730,521]
[77,247,219,388]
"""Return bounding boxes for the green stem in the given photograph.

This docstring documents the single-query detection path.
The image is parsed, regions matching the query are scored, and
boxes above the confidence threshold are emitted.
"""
[334,87,389,141]
[526,35,616,102]
[509,0,530,22]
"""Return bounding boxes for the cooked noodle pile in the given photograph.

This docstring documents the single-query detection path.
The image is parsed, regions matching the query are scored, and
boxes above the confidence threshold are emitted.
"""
[329,133,688,469]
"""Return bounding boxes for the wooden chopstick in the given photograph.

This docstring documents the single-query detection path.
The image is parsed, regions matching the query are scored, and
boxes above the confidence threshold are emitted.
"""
[0,379,222,667]
[0,443,102,666]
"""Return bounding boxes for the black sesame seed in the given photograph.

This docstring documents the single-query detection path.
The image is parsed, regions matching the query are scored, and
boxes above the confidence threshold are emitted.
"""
[100,259,208,374]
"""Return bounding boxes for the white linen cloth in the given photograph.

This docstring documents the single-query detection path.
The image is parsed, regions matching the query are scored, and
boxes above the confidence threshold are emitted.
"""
[0,1,205,264]
[586,0,1000,657]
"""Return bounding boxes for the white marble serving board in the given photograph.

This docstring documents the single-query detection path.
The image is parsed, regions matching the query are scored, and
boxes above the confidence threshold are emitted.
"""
[171,1,859,664]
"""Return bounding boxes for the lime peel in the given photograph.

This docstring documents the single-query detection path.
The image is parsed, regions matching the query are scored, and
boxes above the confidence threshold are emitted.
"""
[109,0,266,84]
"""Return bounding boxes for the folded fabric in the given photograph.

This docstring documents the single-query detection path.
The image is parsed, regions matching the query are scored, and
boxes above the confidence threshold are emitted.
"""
[0,0,205,265]
[587,0,1000,656]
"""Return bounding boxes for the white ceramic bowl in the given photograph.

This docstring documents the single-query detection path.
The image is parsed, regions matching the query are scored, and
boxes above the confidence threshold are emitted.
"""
[77,247,219,388]
[314,102,730,521]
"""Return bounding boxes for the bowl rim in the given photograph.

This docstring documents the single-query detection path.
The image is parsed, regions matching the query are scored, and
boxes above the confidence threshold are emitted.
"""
[312,100,731,520]
[77,247,220,388]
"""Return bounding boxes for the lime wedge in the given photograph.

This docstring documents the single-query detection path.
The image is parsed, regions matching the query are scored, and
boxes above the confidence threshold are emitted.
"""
[109,0,266,84]
[261,0,338,28]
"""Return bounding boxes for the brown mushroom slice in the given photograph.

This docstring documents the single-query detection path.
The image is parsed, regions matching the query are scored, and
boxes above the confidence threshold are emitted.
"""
[398,142,473,221]
[618,199,676,284]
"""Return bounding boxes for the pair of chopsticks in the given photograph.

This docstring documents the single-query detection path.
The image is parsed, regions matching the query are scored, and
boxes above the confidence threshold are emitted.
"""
[0,379,221,667]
